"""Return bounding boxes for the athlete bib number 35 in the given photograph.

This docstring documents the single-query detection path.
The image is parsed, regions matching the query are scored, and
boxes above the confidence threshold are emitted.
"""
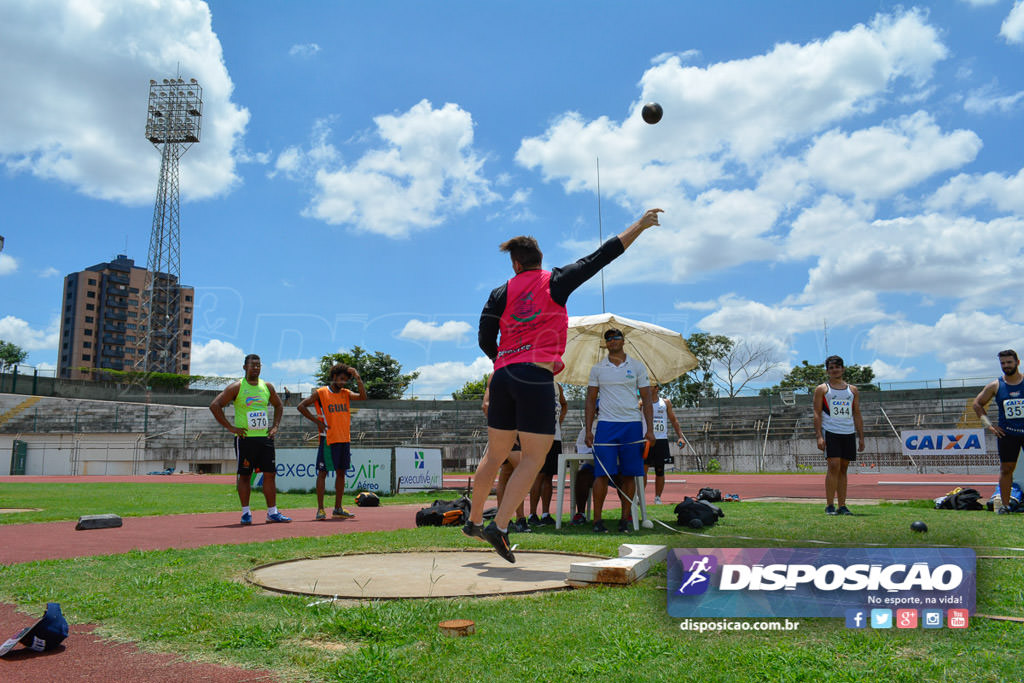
[1004,398,1024,420]
[247,410,269,430]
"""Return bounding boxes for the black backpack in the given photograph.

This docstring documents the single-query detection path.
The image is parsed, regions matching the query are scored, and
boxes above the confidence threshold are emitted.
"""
[415,497,470,527]
[697,487,722,503]
[935,487,984,511]
[674,497,724,528]
[355,492,380,507]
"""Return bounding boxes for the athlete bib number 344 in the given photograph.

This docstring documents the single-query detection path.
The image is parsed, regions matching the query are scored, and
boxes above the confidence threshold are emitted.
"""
[247,410,269,430]
[829,399,852,418]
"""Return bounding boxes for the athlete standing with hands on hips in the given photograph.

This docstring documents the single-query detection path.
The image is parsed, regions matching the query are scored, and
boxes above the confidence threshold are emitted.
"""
[209,354,291,525]
[972,349,1024,514]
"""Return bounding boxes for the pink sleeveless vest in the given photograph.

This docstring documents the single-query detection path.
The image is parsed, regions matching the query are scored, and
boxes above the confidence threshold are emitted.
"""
[493,270,568,375]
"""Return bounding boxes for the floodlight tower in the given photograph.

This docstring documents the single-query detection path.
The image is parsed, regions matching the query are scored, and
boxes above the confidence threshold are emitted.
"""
[140,77,202,374]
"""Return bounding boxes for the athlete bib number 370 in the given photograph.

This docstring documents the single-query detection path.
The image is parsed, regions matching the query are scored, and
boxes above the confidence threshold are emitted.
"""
[247,410,269,430]
[1005,398,1024,420]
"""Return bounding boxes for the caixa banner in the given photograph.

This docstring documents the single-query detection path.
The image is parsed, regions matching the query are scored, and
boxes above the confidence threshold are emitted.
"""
[901,429,985,457]
[667,548,975,618]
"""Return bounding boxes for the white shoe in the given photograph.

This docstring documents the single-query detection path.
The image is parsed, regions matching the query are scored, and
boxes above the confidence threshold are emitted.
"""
[641,519,654,529]
[654,496,662,505]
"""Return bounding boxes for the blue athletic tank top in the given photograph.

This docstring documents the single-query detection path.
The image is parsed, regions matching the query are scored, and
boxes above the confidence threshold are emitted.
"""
[996,377,1024,434]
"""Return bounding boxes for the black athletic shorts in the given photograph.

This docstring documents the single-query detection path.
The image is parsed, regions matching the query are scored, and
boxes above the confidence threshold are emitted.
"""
[487,363,556,434]
[997,434,1024,463]
[539,440,562,475]
[316,437,352,473]
[235,436,276,476]
[645,439,671,476]
[823,431,857,461]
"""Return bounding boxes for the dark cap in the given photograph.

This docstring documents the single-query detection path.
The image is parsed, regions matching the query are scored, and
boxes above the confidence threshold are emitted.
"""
[0,602,68,656]
[604,328,623,340]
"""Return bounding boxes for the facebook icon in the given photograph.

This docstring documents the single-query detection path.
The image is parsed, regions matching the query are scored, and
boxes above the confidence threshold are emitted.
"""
[845,609,867,629]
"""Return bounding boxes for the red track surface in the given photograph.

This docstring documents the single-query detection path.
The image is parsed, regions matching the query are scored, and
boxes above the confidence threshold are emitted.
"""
[0,472,998,681]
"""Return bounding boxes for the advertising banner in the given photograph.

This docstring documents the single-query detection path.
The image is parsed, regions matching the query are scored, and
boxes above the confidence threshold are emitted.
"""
[667,547,975,620]
[394,447,442,491]
[900,429,985,457]
[268,447,392,494]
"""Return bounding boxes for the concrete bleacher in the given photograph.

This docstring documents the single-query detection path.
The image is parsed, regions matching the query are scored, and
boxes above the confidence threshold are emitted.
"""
[1,382,994,473]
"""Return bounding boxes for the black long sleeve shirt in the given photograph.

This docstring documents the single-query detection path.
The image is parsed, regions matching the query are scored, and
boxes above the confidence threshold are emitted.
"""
[478,236,626,361]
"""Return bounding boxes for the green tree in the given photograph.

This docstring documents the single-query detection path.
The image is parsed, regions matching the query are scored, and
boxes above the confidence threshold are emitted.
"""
[0,340,28,371]
[452,375,488,400]
[759,360,878,395]
[561,383,587,401]
[661,333,733,407]
[314,346,419,399]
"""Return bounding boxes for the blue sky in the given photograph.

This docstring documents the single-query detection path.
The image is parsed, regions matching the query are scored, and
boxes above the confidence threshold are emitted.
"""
[2,0,1024,397]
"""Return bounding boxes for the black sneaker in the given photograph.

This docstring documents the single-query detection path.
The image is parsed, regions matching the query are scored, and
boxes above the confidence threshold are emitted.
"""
[482,521,515,563]
[593,520,608,534]
[540,514,556,526]
[825,505,837,515]
[998,506,1012,515]
[836,506,852,516]
[462,521,485,539]
[571,513,586,526]
[527,514,541,525]
[617,518,632,533]
[515,517,532,533]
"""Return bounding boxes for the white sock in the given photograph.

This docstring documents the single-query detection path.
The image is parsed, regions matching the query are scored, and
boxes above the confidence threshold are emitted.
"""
[541,513,550,519]
[497,525,508,533]
[242,506,251,515]
[268,506,278,515]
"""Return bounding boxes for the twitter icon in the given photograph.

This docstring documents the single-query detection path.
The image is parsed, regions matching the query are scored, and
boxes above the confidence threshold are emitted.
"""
[870,609,893,629]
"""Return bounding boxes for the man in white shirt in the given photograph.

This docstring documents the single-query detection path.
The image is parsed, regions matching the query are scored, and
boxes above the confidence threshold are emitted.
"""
[584,328,655,532]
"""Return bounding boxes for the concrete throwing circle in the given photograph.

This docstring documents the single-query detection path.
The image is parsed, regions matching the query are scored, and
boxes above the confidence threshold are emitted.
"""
[247,549,603,599]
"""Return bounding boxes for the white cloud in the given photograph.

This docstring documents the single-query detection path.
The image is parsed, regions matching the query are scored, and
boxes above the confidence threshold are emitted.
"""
[785,197,1024,309]
[870,359,916,382]
[270,357,318,376]
[963,85,1024,113]
[803,112,980,199]
[0,253,17,276]
[0,315,59,350]
[280,100,499,238]
[518,10,948,286]
[409,356,492,398]
[38,266,59,278]
[673,299,720,311]
[398,319,472,342]
[927,167,1024,214]
[0,0,249,204]
[866,312,1024,377]
[1001,1,1024,44]
[289,43,321,58]
[961,0,999,6]
[190,338,246,376]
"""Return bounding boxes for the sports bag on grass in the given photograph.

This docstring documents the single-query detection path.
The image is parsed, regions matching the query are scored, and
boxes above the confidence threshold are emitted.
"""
[674,497,724,528]
[415,496,470,526]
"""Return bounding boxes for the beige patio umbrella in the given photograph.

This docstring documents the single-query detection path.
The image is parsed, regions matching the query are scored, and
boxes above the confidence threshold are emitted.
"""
[558,312,698,386]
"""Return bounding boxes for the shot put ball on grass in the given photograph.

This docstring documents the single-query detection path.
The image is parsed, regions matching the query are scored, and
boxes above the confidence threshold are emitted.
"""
[910,520,928,533]
[642,102,663,124]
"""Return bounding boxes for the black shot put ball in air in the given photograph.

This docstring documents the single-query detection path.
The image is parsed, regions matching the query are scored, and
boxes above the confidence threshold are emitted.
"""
[910,521,928,533]
[642,102,663,124]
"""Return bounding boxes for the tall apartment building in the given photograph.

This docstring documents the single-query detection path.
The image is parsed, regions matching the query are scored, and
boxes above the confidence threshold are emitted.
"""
[57,255,194,380]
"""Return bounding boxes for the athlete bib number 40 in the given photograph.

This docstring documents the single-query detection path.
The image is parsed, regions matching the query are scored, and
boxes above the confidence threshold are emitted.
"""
[247,410,269,430]
[653,418,667,436]
[1004,398,1024,420]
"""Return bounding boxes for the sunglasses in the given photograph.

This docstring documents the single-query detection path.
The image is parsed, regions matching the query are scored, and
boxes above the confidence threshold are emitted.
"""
[605,334,623,341]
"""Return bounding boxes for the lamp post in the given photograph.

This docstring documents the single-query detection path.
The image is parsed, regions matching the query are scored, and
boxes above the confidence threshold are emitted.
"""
[140,77,202,374]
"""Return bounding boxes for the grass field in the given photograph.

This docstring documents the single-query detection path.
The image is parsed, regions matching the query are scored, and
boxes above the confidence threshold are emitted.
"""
[1,483,1023,682]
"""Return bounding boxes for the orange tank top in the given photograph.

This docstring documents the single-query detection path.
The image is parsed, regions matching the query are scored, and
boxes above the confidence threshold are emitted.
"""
[317,386,353,444]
